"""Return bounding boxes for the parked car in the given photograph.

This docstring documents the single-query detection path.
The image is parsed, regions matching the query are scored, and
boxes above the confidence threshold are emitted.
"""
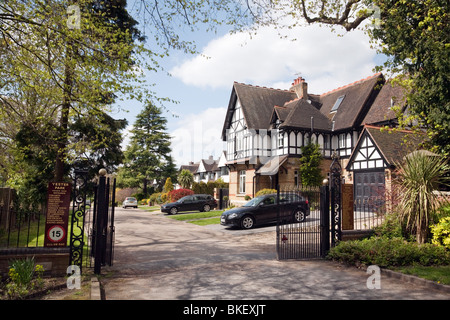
[161,194,217,215]
[220,193,310,229]
[122,197,138,208]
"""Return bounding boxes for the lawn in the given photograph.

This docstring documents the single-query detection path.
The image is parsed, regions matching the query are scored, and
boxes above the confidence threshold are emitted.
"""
[189,217,222,226]
[165,210,223,226]
[168,210,223,221]
[392,265,450,285]
[0,211,88,249]
[137,205,160,212]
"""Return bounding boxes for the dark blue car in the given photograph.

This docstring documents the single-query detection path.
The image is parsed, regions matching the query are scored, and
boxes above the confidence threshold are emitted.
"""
[220,193,310,229]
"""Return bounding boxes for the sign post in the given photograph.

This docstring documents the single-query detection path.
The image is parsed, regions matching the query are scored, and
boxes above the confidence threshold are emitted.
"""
[44,182,72,247]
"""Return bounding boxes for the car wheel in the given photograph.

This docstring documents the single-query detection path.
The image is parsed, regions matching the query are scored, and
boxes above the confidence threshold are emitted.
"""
[170,207,178,215]
[203,204,211,212]
[241,215,255,229]
[293,210,305,223]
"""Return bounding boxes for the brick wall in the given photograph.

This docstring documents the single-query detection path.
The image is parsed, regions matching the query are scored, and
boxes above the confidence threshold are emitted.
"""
[0,248,70,277]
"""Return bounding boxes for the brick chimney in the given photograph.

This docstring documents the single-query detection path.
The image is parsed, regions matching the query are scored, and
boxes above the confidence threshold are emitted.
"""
[290,77,308,99]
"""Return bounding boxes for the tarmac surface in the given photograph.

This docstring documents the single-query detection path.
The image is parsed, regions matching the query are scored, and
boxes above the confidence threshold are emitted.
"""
[101,207,450,301]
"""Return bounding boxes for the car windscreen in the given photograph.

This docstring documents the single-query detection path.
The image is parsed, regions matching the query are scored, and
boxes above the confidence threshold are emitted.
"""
[242,196,264,207]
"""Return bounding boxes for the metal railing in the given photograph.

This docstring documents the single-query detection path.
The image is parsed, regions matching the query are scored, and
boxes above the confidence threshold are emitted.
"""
[0,202,45,248]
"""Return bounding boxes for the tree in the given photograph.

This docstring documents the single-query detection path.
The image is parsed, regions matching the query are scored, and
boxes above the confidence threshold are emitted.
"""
[178,169,194,189]
[119,102,172,194]
[163,177,174,193]
[299,143,324,187]
[0,0,150,185]
[394,151,449,244]
[369,0,450,155]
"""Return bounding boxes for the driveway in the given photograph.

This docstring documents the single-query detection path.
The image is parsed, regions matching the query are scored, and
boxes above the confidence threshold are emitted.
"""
[101,208,450,300]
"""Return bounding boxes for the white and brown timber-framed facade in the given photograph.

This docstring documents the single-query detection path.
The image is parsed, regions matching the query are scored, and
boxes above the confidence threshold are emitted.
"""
[221,74,420,205]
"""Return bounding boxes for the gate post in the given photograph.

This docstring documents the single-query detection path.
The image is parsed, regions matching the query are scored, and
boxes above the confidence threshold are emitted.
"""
[320,182,330,257]
[94,175,106,275]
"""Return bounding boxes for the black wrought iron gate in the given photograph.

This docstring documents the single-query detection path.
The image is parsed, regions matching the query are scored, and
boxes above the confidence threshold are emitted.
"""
[276,155,342,260]
[69,169,116,274]
[276,186,330,259]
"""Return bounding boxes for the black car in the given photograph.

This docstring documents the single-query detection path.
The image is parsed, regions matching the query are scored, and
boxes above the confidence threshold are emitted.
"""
[220,193,310,229]
[161,194,217,215]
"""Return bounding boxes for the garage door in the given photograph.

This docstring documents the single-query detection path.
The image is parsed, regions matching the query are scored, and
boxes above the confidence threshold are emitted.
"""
[354,171,385,211]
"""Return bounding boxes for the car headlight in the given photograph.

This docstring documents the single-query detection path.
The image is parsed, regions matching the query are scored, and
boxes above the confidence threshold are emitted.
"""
[229,213,239,219]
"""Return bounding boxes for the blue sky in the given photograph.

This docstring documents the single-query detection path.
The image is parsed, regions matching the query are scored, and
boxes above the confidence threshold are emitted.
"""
[113,19,384,168]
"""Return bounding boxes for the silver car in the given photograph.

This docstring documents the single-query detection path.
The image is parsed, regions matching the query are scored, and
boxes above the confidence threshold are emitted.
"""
[122,197,138,208]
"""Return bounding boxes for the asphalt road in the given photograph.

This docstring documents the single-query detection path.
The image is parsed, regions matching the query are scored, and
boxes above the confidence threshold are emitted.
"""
[101,207,450,301]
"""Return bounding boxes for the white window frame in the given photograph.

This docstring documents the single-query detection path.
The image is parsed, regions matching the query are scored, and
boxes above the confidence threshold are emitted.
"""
[239,170,246,194]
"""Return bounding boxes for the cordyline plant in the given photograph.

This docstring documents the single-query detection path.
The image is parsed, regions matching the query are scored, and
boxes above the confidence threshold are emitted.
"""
[393,151,450,244]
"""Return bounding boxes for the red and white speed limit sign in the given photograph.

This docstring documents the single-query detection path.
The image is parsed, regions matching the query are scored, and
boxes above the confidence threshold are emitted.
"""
[47,225,65,243]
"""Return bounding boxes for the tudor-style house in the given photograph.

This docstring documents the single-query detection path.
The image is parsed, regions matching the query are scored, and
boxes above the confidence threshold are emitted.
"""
[221,73,417,205]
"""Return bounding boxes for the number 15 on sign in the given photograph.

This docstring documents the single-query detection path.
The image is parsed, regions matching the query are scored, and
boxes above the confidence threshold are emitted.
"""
[47,225,65,243]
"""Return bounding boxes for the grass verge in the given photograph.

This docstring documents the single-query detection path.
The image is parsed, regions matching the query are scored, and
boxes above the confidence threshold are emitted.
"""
[189,217,222,226]
[391,265,450,285]
[168,210,223,221]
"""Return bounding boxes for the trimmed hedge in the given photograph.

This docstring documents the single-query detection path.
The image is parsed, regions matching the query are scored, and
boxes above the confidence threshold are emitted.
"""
[327,237,450,267]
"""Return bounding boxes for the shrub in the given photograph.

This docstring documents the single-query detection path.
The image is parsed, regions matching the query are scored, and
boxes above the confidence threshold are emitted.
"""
[163,177,174,193]
[168,189,194,202]
[6,257,45,299]
[327,237,450,267]
[160,192,169,203]
[431,216,450,250]
[149,192,162,205]
[393,151,449,244]
[255,189,277,197]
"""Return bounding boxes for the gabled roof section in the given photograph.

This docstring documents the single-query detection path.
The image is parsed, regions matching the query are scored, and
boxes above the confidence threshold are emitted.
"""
[179,163,199,174]
[320,73,384,131]
[221,82,297,139]
[270,105,291,126]
[280,99,332,132]
[346,125,425,170]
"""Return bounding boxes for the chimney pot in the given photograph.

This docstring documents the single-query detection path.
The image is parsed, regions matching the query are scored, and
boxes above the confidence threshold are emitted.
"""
[290,77,308,99]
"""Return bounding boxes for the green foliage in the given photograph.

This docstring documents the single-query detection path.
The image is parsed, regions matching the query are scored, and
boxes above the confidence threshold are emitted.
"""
[5,257,45,299]
[327,237,450,268]
[191,181,217,196]
[370,0,450,155]
[393,151,450,243]
[163,177,174,193]
[119,102,173,194]
[255,189,277,197]
[299,143,323,187]
[372,212,405,240]
[431,216,450,250]
[178,169,194,189]
[0,0,146,198]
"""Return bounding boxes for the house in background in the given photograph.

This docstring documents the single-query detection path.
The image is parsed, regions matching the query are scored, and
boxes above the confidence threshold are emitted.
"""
[178,151,229,186]
[221,73,418,205]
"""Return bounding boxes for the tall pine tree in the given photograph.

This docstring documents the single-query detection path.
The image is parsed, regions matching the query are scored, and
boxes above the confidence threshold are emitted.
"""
[119,102,174,195]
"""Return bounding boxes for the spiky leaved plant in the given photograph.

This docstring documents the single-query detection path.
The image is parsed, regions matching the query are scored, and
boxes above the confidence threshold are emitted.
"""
[394,151,449,244]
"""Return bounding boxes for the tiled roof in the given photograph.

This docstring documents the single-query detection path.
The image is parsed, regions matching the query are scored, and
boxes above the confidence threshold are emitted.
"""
[365,126,425,166]
[319,73,384,131]
[363,80,406,125]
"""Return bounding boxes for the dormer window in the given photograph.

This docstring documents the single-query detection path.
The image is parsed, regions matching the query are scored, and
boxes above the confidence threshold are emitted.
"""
[331,95,345,113]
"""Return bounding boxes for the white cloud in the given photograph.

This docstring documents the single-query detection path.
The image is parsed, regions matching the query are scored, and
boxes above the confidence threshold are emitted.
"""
[170,23,377,94]
[170,107,227,166]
